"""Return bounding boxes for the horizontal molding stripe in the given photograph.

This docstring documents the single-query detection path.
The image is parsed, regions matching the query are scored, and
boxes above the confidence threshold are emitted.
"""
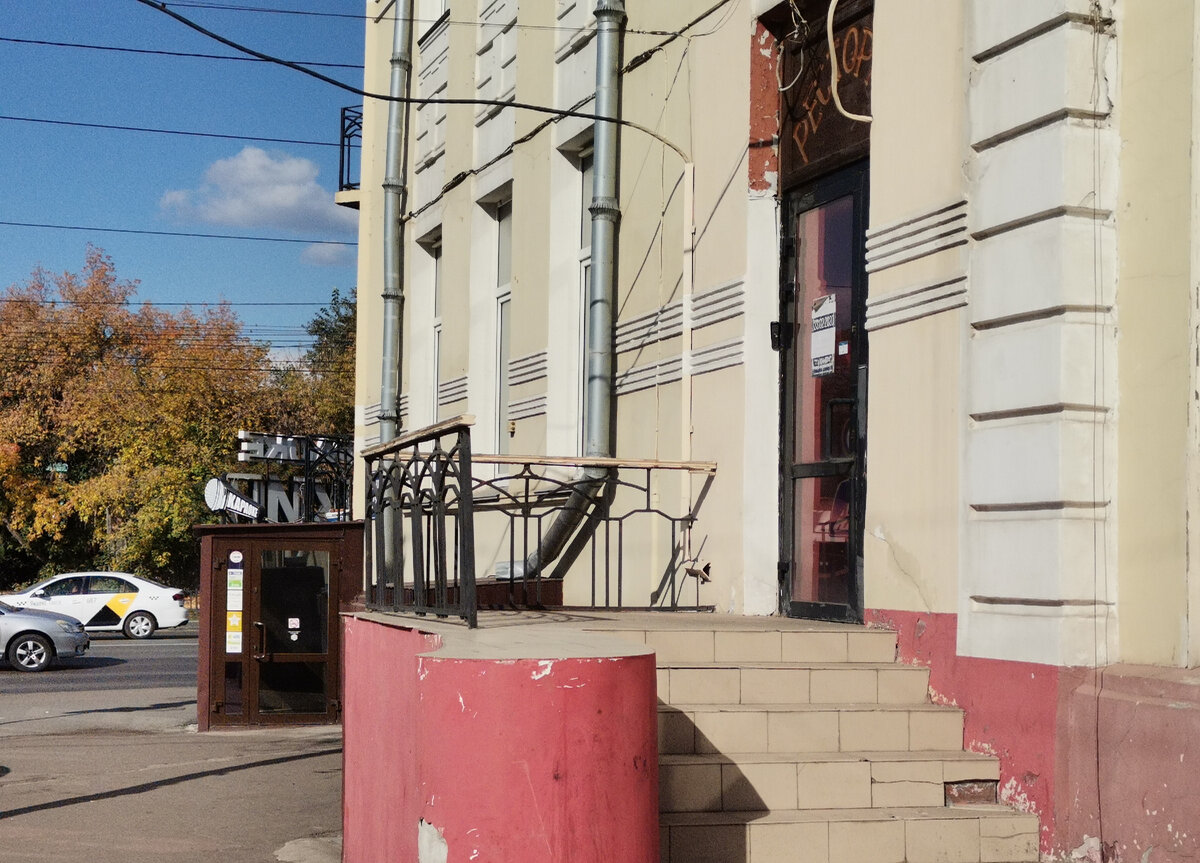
[970,500,1109,513]
[616,338,745,396]
[970,205,1111,242]
[865,276,968,331]
[971,303,1111,331]
[866,202,968,274]
[972,107,1109,153]
[616,279,747,354]
[437,375,468,406]
[970,403,1109,423]
[972,11,1110,64]
[692,278,746,329]
[616,355,683,396]
[508,393,547,421]
[509,351,548,386]
[616,303,684,353]
[692,338,744,376]
[970,594,1113,608]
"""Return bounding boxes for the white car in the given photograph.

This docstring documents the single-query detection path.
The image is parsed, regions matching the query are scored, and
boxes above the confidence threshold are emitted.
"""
[2,571,188,639]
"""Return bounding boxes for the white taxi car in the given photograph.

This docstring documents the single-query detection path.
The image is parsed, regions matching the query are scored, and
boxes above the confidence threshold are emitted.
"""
[2,571,188,639]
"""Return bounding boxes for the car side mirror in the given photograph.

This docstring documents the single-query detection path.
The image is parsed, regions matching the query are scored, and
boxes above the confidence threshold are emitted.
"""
[31,589,46,598]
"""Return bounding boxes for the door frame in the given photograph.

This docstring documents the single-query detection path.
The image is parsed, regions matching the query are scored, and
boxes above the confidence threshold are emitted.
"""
[196,521,363,729]
[778,161,869,622]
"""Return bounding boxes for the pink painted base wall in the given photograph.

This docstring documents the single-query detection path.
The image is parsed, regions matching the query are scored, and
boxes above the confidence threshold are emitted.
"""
[342,616,441,863]
[868,609,1200,863]
[342,616,659,863]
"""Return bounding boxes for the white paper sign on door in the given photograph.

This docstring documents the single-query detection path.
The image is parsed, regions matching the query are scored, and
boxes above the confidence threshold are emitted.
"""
[811,294,836,377]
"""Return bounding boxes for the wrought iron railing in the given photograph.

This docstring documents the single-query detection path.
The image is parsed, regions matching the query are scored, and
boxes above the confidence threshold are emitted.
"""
[362,417,477,626]
[362,416,717,627]
[339,105,363,192]
[471,454,717,612]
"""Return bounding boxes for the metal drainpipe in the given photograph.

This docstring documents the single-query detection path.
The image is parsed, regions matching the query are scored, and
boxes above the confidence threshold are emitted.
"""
[378,0,414,443]
[525,0,625,577]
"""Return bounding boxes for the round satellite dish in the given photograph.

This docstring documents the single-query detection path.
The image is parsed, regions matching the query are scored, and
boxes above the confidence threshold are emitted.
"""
[204,478,226,513]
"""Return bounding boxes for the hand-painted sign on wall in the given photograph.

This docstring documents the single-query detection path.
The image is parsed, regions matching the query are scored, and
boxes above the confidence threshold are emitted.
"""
[780,7,873,188]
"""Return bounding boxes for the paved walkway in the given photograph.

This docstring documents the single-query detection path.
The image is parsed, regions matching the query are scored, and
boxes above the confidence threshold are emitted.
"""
[0,687,342,863]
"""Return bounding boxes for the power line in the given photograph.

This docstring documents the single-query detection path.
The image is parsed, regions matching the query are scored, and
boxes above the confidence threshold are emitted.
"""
[0,114,344,149]
[0,35,360,69]
[0,298,331,307]
[0,221,355,246]
[134,0,691,161]
[163,0,656,32]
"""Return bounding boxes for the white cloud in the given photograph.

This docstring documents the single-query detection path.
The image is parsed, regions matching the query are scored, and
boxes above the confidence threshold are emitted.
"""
[301,242,356,267]
[161,147,357,238]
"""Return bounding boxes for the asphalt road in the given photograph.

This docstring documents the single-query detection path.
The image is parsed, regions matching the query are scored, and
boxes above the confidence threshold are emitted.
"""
[0,619,199,694]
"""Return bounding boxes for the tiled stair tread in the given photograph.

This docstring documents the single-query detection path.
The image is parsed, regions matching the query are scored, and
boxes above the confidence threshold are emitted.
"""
[657,661,919,670]
[660,701,956,713]
[580,617,894,633]
[659,804,1036,826]
[659,750,997,766]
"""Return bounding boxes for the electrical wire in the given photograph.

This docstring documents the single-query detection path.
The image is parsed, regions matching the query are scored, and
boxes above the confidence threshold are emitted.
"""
[0,220,354,246]
[0,298,329,307]
[133,0,690,162]
[0,35,360,69]
[0,114,343,148]
[160,0,703,35]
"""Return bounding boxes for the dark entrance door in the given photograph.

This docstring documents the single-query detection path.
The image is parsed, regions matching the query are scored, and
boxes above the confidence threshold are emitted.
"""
[197,522,362,728]
[779,163,868,622]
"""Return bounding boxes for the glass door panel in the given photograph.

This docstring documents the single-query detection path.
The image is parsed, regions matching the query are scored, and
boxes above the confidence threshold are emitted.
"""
[781,164,868,622]
[251,549,332,717]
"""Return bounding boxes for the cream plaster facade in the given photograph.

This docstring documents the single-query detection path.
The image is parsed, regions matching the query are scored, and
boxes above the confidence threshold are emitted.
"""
[347,0,1200,669]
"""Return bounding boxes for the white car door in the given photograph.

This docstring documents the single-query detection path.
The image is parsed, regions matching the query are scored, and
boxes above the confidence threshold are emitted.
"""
[82,574,140,628]
[20,575,90,619]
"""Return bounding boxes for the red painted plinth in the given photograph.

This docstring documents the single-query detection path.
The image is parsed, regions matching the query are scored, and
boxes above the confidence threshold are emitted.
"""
[867,608,1200,863]
[342,616,659,863]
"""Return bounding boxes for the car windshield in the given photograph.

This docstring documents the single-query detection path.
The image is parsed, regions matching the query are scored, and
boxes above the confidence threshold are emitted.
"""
[0,599,12,612]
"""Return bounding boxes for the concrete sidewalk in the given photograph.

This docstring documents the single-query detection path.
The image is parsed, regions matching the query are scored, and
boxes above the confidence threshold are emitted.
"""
[0,687,343,862]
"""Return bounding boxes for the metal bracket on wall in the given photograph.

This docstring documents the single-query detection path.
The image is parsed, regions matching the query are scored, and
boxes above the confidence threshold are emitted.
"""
[770,321,790,351]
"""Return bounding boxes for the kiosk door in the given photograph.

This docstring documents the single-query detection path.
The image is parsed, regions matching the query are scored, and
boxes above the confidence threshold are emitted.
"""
[207,538,341,725]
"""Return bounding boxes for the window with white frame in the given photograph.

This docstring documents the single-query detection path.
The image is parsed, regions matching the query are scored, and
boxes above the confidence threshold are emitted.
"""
[431,240,443,422]
[578,151,593,454]
[495,199,513,454]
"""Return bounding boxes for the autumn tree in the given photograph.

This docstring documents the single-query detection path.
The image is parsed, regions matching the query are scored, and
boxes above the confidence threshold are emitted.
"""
[259,287,356,438]
[0,247,283,590]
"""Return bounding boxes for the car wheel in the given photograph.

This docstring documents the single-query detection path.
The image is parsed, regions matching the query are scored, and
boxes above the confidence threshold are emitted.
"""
[8,633,53,672]
[123,611,157,639]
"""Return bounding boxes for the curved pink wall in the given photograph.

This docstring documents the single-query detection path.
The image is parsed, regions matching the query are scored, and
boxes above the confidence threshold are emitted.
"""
[342,616,659,863]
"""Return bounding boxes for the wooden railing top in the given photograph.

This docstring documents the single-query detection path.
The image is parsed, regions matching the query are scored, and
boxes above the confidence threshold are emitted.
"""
[472,454,717,473]
[360,415,716,474]
[360,415,475,460]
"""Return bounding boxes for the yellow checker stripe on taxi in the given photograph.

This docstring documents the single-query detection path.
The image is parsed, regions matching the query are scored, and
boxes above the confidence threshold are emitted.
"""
[106,593,137,614]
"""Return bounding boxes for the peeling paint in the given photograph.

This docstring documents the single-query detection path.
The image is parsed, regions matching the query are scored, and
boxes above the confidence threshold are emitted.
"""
[531,660,554,680]
[1000,776,1039,816]
[417,819,449,863]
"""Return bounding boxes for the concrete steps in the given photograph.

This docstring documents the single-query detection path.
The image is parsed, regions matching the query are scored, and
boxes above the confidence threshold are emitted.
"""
[659,804,1040,863]
[591,616,1039,863]
[659,750,999,812]
[658,702,964,754]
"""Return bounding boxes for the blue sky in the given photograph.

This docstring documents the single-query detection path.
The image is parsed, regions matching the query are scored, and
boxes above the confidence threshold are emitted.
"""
[1,0,365,352]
